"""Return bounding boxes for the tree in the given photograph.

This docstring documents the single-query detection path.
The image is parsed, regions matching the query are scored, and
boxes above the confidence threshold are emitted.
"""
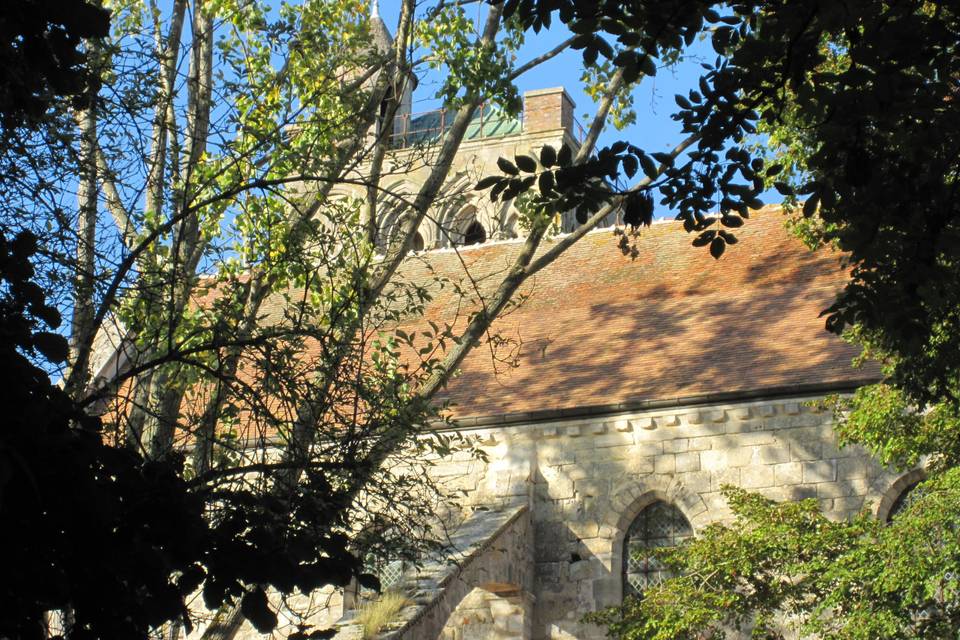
[11,0,744,637]
[21,1,958,638]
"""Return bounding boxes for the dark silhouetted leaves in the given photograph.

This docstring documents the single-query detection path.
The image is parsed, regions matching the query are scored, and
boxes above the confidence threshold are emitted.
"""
[720,215,743,228]
[357,573,382,592]
[241,588,278,634]
[692,230,716,247]
[540,145,557,167]
[475,176,500,190]
[709,236,726,259]
[496,157,518,175]
[638,152,657,179]
[32,331,68,363]
[623,192,654,228]
[515,154,537,173]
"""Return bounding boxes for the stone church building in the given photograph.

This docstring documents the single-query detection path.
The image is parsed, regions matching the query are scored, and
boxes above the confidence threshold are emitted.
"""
[304,79,923,639]
[106,12,925,639]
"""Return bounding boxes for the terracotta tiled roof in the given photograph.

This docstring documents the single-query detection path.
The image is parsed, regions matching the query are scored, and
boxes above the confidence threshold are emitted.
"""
[393,205,874,420]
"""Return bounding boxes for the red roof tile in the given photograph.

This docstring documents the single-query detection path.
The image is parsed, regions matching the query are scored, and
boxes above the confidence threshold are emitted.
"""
[393,206,874,420]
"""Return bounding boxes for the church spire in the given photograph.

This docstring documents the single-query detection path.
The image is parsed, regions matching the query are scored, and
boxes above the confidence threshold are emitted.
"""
[371,0,379,19]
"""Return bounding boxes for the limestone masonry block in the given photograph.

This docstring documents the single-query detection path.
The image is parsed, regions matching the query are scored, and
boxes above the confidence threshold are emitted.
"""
[773,462,803,485]
[615,420,632,432]
[760,446,791,465]
[567,425,581,438]
[680,471,712,494]
[712,468,740,491]
[791,440,823,461]
[832,496,865,513]
[784,402,801,415]
[591,433,634,449]
[654,455,676,474]
[542,426,558,438]
[817,481,856,499]
[689,437,712,451]
[591,422,607,435]
[731,407,752,420]
[802,460,838,483]
[634,442,663,456]
[741,466,775,489]
[701,449,729,471]
[758,404,777,418]
[727,446,756,467]
[676,452,701,473]
[663,438,689,454]
[837,457,871,479]
[687,411,704,425]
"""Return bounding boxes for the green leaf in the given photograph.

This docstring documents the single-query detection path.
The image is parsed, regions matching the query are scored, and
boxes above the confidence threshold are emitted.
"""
[497,157,519,175]
[639,55,657,77]
[774,182,795,196]
[538,171,555,193]
[540,145,557,167]
[803,195,820,218]
[475,176,500,190]
[357,573,381,592]
[241,588,278,634]
[557,144,573,166]
[638,152,658,179]
[651,152,675,167]
[33,331,68,363]
[709,236,726,259]
[720,215,744,228]
[692,230,716,247]
[515,154,537,173]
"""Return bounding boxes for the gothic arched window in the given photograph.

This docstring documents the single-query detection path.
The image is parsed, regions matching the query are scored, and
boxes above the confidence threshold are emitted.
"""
[887,480,925,523]
[463,220,486,245]
[411,231,425,252]
[623,501,692,598]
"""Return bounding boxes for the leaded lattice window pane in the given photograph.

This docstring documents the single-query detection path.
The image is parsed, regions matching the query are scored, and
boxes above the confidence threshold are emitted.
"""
[623,501,692,598]
[363,555,405,593]
[379,559,404,590]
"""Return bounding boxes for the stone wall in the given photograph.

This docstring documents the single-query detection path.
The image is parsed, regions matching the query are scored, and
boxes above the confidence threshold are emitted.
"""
[417,392,917,640]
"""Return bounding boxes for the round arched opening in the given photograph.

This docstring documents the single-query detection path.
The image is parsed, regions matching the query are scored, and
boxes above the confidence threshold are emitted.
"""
[463,220,486,246]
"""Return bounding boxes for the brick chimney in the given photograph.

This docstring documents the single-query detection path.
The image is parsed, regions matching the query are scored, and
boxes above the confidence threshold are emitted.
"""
[523,87,576,135]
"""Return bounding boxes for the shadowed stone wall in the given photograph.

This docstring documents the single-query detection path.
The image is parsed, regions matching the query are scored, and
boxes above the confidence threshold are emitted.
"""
[412,393,918,640]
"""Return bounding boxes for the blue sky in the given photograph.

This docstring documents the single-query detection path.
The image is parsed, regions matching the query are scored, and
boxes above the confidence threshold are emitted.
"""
[378,0,720,164]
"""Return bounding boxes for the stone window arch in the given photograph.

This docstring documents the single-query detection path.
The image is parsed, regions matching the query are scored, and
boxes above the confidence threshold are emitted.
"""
[887,479,926,523]
[876,468,927,523]
[622,500,692,598]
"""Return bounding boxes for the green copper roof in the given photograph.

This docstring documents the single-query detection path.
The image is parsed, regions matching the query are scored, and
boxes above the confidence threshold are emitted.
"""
[392,104,522,147]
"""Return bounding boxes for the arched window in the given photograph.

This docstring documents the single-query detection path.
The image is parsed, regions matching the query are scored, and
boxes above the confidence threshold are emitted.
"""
[887,480,925,522]
[411,231,425,252]
[623,501,692,598]
[463,220,486,245]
